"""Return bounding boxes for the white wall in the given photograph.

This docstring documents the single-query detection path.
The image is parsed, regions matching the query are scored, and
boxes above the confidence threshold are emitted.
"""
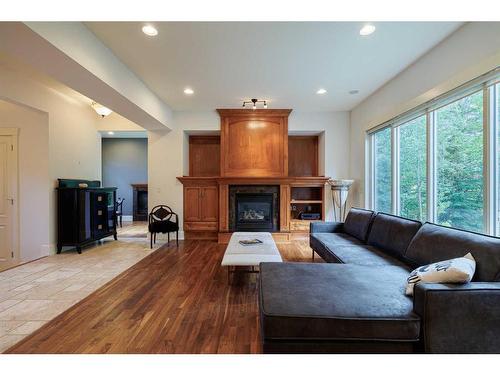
[0,64,102,259]
[148,110,350,237]
[0,100,50,262]
[349,22,500,208]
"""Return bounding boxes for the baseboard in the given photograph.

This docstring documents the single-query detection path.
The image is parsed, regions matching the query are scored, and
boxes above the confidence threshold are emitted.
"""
[43,244,56,256]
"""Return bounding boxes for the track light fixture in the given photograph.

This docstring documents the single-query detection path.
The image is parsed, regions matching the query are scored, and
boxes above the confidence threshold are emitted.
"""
[242,98,267,110]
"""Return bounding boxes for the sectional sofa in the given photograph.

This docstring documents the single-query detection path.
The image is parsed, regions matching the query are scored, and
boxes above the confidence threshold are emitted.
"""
[258,208,500,353]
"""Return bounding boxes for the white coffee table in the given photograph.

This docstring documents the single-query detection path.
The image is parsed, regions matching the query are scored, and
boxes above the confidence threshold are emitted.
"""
[221,232,283,282]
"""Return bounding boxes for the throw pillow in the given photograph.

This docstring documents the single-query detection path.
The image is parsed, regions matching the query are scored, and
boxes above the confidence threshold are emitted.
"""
[405,252,476,296]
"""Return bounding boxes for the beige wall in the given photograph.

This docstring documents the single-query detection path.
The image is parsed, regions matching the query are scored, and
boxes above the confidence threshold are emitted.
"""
[0,64,102,258]
[148,110,351,238]
[0,100,49,262]
[349,22,500,208]
[95,112,145,132]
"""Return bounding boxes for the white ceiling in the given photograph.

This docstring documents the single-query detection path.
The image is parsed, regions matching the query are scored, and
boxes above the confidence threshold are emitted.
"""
[86,22,462,111]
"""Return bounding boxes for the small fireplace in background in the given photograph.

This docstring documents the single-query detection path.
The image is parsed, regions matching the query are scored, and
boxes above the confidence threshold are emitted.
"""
[131,183,148,221]
[229,185,279,232]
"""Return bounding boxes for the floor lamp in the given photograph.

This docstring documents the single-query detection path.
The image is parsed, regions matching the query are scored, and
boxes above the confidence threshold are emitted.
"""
[329,179,354,222]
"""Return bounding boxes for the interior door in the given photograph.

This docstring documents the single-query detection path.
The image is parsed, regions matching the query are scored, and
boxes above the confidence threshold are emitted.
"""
[0,135,17,271]
[200,186,218,222]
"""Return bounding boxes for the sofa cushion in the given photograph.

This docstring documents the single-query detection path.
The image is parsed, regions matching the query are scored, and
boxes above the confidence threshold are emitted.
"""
[310,233,363,263]
[367,213,422,259]
[328,245,411,268]
[343,208,376,242]
[259,262,420,341]
[405,223,500,282]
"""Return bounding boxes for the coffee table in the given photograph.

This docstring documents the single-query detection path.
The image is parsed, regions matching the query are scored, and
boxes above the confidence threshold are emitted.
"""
[221,232,283,282]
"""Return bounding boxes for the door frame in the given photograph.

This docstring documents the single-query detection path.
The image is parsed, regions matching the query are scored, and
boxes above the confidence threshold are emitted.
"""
[0,128,19,271]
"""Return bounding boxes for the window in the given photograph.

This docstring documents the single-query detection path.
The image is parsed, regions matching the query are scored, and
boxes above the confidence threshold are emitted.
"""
[373,127,392,213]
[367,68,500,235]
[399,116,427,221]
[435,91,484,232]
[496,83,500,235]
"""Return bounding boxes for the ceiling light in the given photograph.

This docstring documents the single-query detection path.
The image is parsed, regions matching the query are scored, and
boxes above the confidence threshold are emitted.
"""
[242,98,267,109]
[349,89,360,95]
[317,88,327,95]
[142,25,158,36]
[183,88,194,95]
[91,102,112,118]
[107,131,114,135]
[360,24,376,36]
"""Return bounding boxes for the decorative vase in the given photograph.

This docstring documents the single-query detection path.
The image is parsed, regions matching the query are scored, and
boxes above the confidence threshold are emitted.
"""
[328,179,354,222]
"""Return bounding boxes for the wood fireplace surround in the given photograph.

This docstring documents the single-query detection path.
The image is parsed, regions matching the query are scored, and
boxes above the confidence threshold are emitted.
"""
[177,109,329,243]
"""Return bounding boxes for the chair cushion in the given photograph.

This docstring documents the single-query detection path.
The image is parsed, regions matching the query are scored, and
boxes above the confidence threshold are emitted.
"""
[343,208,376,242]
[328,245,411,268]
[310,233,364,263]
[405,223,500,282]
[149,220,179,233]
[367,213,422,259]
[259,262,420,341]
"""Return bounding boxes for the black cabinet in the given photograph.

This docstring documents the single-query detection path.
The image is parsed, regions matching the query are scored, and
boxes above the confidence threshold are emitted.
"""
[57,179,117,254]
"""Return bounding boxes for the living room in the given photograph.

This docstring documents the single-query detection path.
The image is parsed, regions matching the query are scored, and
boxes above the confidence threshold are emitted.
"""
[1,0,500,373]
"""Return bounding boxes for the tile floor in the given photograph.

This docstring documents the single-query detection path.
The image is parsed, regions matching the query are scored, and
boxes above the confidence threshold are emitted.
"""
[0,224,155,352]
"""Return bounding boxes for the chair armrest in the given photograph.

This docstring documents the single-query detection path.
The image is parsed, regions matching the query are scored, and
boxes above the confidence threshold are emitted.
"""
[309,221,344,233]
[413,282,500,353]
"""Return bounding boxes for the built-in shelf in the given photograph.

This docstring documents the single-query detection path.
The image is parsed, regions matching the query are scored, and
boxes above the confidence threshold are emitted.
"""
[290,199,323,204]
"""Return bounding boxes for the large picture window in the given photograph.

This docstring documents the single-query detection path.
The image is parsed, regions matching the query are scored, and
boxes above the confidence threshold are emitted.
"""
[399,116,427,221]
[368,69,499,235]
[373,127,392,213]
[435,91,483,232]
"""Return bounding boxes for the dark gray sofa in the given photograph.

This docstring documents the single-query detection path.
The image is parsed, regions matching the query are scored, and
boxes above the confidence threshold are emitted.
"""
[259,208,500,353]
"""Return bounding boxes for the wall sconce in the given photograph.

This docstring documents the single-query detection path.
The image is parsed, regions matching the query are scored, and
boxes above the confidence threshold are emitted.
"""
[242,98,267,110]
[91,101,112,118]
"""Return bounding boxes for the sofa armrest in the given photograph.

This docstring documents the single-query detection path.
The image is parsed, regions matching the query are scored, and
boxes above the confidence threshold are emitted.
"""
[413,282,500,353]
[310,221,344,233]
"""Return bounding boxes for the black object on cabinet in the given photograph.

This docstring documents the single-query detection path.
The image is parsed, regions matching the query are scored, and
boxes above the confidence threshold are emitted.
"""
[57,179,117,254]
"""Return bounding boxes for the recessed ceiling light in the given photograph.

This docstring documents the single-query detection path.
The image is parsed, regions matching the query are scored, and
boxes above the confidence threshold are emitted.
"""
[107,131,114,135]
[316,88,327,95]
[183,88,194,95]
[349,89,360,95]
[142,25,158,36]
[360,24,376,36]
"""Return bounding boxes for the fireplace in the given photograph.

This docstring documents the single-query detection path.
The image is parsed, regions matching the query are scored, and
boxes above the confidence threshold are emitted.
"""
[229,185,279,232]
[131,184,148,221]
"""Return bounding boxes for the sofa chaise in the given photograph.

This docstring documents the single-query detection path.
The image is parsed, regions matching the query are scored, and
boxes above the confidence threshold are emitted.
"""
[259,208,500,353]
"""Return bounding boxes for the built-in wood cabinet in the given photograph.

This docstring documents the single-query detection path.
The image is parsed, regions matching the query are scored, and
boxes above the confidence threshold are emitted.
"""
[189,136,220,177]
[288,136,319,177]
[179,178,219,240]
[178,109,330,243]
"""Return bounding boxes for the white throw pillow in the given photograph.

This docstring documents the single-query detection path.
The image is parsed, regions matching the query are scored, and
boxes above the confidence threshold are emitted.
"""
[405,252,476,296]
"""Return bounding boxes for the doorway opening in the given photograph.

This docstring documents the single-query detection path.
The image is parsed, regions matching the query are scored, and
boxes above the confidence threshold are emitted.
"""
[101,131,148,239]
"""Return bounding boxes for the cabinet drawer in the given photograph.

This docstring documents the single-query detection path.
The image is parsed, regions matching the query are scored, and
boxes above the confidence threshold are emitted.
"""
[290,220,319,232]
[184,222,218,231]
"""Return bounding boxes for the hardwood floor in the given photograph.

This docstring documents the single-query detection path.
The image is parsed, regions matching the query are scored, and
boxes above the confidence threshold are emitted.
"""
[6,239,318,354]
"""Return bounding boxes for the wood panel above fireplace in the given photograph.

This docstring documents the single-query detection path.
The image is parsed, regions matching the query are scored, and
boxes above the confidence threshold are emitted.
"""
[218,109,291,177]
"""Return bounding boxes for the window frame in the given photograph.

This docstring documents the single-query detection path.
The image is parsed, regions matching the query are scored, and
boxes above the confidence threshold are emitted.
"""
[366,67,500,235]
